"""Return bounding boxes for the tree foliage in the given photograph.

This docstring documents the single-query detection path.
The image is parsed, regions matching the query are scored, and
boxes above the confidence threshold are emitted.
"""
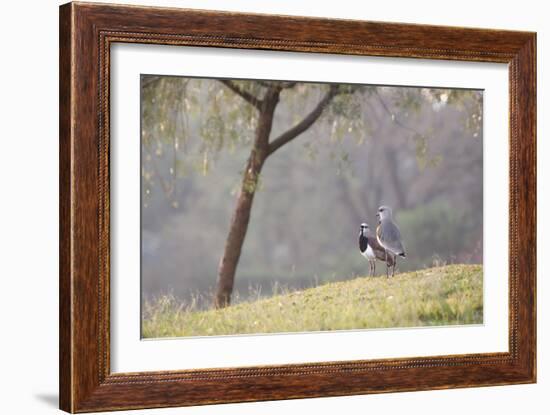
[142,77,481,201]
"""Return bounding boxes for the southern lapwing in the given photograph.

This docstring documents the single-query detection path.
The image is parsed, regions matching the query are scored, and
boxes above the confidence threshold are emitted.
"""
[359,223,395,276]
[376,206,406,278]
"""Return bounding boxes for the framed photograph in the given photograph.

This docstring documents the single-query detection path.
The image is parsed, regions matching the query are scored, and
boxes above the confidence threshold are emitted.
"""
[59,2,536,412]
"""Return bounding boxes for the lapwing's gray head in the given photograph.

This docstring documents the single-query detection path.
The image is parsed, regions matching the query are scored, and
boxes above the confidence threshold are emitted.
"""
[360,223,369,235]
[376,206,393,221]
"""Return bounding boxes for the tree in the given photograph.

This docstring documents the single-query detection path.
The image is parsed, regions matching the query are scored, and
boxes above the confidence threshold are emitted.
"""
[214,81,351,307]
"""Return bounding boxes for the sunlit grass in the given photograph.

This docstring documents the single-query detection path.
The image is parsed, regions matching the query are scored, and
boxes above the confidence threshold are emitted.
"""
[142,264,483,338]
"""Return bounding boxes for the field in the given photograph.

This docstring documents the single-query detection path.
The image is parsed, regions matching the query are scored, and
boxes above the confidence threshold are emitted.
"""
[142,264,483,338]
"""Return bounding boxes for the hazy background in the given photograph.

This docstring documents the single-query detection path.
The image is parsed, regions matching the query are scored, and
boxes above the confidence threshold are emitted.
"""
[141,76,483,308]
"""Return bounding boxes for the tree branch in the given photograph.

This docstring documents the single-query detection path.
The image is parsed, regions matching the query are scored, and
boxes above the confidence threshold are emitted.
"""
[267,85,339,156]
[219,80,262,109]
[141,76,162,89]
[257,80,298,90]
[279,81,298,89]
[374,89,423,137]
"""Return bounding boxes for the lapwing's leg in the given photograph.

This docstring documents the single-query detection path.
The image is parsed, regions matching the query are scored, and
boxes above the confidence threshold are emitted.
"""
[373,260,376,277]
[369,261,374,276]
[385,250,389,278]
[392,254,397,277]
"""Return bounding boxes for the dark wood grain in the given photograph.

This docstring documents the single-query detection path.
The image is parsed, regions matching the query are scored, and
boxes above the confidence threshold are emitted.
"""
[59,3,73,411]
[59,2,536,412]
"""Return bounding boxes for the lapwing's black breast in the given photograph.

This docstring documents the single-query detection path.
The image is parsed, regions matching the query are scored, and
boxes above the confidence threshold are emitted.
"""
[359,234,368,253]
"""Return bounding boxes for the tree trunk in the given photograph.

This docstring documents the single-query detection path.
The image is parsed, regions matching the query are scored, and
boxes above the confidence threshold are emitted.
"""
[214,152,265,308]
[214,92,279,308]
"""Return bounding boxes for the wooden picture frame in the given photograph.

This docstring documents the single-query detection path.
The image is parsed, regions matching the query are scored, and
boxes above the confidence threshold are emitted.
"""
[59,2,536,412]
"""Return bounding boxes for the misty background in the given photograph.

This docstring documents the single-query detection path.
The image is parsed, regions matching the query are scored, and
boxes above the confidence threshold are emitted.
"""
[141,76,483,308]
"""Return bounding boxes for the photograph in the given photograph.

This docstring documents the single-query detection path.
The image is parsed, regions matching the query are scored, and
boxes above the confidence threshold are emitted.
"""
[140,75,484,338]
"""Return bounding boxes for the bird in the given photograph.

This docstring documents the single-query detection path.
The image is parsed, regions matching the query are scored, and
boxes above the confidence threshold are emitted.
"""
[359,222,395,276]
[376,206,406,278]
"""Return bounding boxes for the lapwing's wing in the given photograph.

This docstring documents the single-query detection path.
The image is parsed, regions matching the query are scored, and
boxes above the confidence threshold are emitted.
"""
[359,233,368,254]
[378,220,406,256]
[368,228,395,265]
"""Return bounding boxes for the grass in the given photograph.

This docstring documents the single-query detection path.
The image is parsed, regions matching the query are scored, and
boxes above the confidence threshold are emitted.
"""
[142,264,483,338]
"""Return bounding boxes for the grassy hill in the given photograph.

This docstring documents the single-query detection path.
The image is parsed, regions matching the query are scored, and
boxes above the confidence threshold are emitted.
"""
[142,264,483,338]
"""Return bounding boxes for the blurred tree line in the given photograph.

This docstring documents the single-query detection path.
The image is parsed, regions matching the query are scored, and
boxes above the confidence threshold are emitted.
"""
[141,76,483,308]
